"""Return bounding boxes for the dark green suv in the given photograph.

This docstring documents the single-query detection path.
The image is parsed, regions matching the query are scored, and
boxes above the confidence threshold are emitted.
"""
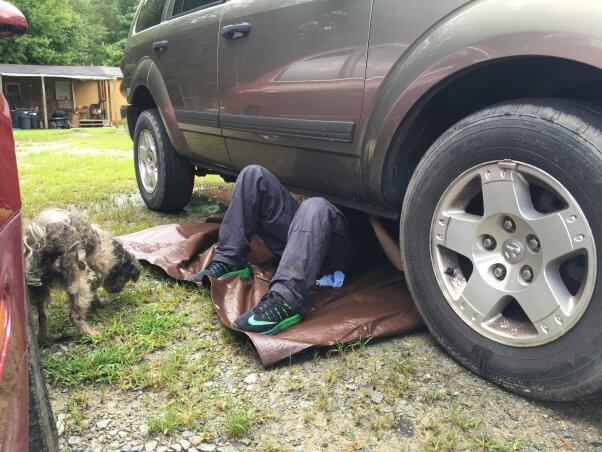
[122,0,602,402]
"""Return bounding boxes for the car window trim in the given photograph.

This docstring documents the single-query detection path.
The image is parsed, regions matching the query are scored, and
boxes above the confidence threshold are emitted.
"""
[169,0,224,20]
[132,0,169,36]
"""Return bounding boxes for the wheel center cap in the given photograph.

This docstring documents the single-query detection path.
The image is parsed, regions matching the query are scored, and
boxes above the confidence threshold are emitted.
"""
[502,240,525,264]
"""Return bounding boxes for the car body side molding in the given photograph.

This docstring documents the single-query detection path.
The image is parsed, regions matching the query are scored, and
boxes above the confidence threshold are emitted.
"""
[220,114,355,143]
[175,110,219,128]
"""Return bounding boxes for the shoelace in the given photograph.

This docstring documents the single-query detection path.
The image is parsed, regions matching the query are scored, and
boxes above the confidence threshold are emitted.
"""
[206,261,231,276]
[253,293,294,322]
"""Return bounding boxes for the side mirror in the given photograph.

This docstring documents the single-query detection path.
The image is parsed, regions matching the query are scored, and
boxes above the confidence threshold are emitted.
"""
[0,0,28,38]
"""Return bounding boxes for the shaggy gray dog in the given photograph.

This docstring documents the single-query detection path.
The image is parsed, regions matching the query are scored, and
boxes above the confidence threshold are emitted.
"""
[24,209,141,343]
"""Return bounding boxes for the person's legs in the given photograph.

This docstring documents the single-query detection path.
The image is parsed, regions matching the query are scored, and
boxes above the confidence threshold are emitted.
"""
[270,197,354,304]
[214,164,299,264]
[193,165,298,284]
[235,197,354,334]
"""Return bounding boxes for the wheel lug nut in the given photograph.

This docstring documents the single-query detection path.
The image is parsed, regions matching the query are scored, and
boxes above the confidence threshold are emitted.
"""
[502,217,516,233]
[482,235,497,250]
[527,235,540,252]
[493,264,507,280]
[521,266,534,283]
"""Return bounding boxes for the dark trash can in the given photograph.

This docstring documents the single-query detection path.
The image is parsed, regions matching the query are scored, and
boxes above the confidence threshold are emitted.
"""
[29,113,40,129]
[18,112,31,130]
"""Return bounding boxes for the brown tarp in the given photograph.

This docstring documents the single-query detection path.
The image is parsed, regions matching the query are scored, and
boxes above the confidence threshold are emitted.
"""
[117,217,422,367]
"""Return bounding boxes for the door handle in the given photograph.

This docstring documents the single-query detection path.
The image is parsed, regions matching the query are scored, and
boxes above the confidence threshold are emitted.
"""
[221,22,252,40]
[152,40,169,54]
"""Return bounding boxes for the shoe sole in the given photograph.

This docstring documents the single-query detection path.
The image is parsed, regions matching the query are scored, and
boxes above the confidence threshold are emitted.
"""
[196,267,251,289]
[262,314,303,336]
[220,267,252,280]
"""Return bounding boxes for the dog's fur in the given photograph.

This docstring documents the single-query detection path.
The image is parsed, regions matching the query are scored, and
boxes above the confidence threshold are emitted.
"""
[24,209,141,343]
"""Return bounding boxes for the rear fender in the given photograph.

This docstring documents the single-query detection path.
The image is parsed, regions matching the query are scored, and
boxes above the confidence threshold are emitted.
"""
[361,0,602,208]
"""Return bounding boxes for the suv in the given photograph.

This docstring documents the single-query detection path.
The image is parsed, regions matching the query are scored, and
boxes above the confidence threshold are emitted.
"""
[122,0,602,401]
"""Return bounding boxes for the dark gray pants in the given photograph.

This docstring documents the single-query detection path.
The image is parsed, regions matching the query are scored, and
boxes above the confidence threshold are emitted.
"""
[214,165,354,305]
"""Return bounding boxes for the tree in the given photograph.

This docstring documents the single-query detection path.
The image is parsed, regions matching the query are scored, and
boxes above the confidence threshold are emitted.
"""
[0,0,140,66]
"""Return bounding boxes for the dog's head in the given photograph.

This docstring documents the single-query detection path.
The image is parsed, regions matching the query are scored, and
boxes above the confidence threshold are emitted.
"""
[103,240,141,294]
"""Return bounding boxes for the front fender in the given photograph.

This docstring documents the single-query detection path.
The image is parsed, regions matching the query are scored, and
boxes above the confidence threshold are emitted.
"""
[361,0,602,207]
[129,59,189,155]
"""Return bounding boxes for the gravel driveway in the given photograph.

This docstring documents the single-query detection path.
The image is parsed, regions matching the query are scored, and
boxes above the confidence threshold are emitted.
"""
[49,332,601,451]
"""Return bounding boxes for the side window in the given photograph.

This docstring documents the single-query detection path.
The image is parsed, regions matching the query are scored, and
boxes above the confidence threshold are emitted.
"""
[136,0,166,33]
[172,0,219,16]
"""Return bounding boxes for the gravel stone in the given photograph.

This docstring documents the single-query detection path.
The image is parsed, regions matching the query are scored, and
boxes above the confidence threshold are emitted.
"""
[299,400,311,409]
[220,447,238,452]
[68,436,81,445]
[199,443,216,452]
[139,423,150,438]
[170,444,182,451]
[394,417,415,437]
[190,436,203,447]
[145,440,158,451]
[243,373,257,384]
[179,439,191,450]
[96,419,111,430]
[370,391,384,404]
[57,421,65,437]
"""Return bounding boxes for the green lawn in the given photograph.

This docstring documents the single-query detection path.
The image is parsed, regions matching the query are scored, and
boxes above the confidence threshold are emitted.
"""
[16,127,224,232]
[15,127,133,151]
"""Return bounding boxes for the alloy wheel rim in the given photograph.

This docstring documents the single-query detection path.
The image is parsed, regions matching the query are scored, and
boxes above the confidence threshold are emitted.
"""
[137,129,158,194]
[430,160,596,347]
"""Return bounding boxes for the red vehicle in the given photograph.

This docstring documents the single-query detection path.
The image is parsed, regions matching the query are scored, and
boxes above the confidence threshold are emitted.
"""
[0,2,57,451]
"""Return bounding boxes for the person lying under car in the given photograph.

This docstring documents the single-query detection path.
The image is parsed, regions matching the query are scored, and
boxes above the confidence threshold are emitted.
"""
[192,165,356,335]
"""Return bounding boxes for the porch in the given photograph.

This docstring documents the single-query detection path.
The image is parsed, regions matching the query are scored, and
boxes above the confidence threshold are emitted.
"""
[0,64,126,128]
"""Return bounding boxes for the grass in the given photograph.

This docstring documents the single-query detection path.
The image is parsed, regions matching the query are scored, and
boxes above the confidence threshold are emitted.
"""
[420,402,522,452]
[14,126,133,150]
[16,127,225,230]
[223,406,253,438]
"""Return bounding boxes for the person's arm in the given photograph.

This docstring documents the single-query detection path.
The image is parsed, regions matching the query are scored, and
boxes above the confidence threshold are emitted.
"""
[369,215,403,272]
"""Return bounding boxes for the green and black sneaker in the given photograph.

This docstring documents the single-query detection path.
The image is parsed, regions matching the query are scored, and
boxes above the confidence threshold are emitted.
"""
[234,291,304,335]
[191,261,251,288]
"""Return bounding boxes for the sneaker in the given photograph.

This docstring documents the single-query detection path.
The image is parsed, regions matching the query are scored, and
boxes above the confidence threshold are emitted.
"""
[191,261,251,288]
[234,291,303,335]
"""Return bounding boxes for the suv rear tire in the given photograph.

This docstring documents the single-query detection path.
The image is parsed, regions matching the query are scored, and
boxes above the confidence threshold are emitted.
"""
[401,99,602,401]
[134,109,194,211]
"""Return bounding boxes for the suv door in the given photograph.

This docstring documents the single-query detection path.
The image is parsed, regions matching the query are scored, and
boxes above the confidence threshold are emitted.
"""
[218,0,372,198]
[153,0,230,166]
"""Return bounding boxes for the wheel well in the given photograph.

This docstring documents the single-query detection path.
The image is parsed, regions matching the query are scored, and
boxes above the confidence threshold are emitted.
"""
[127,86,157,138]
[382,56,602,206]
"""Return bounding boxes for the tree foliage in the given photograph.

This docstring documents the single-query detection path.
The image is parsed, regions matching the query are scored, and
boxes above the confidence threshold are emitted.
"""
[0,0,140,66]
